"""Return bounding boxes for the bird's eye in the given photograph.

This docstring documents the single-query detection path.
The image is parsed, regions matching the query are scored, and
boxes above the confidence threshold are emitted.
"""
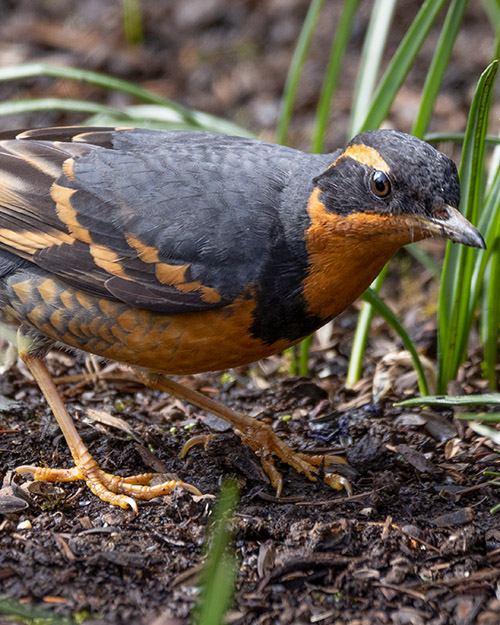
[370,171,391,198]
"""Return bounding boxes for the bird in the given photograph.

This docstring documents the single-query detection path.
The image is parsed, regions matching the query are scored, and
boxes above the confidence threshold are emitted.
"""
[0,125,484,512]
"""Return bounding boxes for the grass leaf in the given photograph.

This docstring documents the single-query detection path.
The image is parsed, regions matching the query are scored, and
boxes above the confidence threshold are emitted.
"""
[359,0,448,132]
[277,0,326,145]
[348,0,396,138]
[395,393,500,407]
[437,60,498,392]
[0,63,252,136]
[193,479,239,625]
[346,266,387,389]
[360,286,430,396]
[412,0,468,138]
[311,0,360,152]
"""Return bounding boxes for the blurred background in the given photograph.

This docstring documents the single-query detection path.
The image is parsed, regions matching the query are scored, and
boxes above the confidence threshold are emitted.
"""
[0,0,496,150]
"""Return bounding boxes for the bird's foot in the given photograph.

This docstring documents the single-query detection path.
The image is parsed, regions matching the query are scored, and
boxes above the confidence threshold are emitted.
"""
[15,349,200,512]
[136,371,352,497]
[236,419,351,496]
[17,458,201,513]
[181,424,351,497]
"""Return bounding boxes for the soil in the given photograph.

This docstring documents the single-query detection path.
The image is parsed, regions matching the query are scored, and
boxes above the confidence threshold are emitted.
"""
[0,2,499,625]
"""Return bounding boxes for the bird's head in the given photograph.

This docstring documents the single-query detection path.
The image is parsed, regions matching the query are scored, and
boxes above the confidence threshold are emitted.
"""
[301,129,485,321]
[311,129,485,250]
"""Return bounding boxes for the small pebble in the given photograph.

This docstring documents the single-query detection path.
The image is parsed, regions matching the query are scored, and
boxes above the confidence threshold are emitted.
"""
[431,507,474,527]
[17,519,32,530]
[401,524,422,539]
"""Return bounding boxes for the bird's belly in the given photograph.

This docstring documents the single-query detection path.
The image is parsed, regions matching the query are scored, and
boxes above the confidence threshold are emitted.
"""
[3,273,294,374]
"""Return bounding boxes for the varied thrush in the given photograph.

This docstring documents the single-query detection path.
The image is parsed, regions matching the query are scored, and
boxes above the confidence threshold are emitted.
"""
[0,126,484,511]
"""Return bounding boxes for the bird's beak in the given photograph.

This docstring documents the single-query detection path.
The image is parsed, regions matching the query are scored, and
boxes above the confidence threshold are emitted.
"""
[415,204,486,249]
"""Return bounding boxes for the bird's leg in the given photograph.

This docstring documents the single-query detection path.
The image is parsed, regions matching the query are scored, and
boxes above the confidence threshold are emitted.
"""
[15,328,200,512]
[134,369,351,496]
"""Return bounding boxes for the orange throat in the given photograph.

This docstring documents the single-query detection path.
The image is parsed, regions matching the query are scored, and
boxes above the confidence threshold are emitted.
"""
[302,188,417,321]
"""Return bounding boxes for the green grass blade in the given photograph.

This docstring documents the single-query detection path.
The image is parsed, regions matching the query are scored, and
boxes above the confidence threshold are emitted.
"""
[0,98,130,118]
[455,412,500,422]
[0,62,192,106]
[0,598,78,624]
[0,98,254,136]
[346,267,387,388]
[395,393,500,407]
[437,61,498,392]
[359,0,448,132]
[193,479,239,625]
[0,63,252,136]
[348,0,396,138]
[346,0,448,385]
[276,0,326,145]
[425,132,500,145]
[298,334,313,377]
[86,103,255,135]
[479,40,500,387]
[345,300,376,389]
[359,286,430,396]
[311,0,360,153]
[412,0,468,138]
[122,0,143,45]
[84,113,201,131]
[349,0,465,381]
[468,162,500,317]
[482,238,500,386]
[470,42,500,385]
[461,421,500,444]
[438,62,493,369]
[297,0,360,375]
[482,0,500,27]
[405,244,441,280]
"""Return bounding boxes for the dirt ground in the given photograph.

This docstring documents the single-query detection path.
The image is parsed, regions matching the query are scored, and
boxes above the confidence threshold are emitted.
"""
[0,2,499,624]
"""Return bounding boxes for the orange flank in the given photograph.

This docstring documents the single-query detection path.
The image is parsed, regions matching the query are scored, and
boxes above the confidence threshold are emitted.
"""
[7,274,291,374]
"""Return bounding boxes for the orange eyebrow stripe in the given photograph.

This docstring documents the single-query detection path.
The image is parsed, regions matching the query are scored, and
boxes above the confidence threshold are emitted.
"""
[332,144,390,172]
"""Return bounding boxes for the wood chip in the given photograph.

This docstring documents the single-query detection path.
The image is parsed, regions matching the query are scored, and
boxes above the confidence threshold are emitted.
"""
[86,407,140,440]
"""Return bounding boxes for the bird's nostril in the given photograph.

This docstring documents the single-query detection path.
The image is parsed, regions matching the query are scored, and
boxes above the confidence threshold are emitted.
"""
[432,205,451,220]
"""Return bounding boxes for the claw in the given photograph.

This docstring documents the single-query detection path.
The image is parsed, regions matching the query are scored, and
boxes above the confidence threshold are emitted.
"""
[181,434,213,457]
[324,473,352,494]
